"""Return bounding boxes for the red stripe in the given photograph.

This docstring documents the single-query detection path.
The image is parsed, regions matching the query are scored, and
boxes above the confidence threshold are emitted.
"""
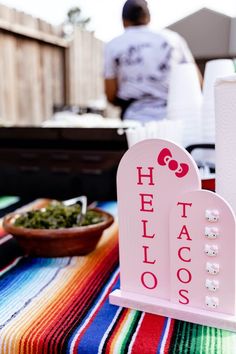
[52,245,119,353]
[32,243,118,353]
[22,257,114,354]
[0,229,7,238]
[18,230,118,353]
[131,313,166,354]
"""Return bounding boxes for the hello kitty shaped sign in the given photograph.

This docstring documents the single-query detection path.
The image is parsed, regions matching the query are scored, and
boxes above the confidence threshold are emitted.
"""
[109,139,236,332]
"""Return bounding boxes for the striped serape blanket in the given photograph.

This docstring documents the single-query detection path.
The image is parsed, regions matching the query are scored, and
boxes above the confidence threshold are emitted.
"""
[0,200,236,353]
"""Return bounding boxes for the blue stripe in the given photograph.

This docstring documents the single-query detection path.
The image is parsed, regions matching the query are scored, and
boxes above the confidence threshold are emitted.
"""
[67,272,120,354]
[0,257,70,293]
[0,257,72,328]
[156,317,169,354]
[97,201,117,217]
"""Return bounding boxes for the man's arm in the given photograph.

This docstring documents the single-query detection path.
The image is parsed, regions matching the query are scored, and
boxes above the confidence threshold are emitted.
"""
[104,78,119,105]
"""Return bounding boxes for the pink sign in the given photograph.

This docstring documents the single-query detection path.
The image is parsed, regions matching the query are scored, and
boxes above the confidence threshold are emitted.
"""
[170,190,236,315]
[116,139,200,300]
[110,139,236,331]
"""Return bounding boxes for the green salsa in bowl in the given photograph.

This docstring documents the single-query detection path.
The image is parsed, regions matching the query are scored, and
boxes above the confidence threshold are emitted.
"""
[14,202,105,229]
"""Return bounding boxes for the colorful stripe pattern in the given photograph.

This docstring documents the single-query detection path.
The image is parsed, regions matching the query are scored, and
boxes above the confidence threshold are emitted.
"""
[1,200,236,353]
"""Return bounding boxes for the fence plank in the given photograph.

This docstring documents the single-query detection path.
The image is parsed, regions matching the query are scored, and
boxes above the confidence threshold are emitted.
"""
[0,4,107,125]
[0,33,18,125]
[67,27,104,108]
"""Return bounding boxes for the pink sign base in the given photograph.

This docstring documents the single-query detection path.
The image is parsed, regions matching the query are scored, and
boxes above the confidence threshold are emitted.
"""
[109,290,236,332]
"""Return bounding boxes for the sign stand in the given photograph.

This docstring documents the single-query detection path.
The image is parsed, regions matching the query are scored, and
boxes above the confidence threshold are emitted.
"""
[109,139,236,332]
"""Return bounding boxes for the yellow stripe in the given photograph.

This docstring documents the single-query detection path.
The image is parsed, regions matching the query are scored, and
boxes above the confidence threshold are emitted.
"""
[109,309,132,354]
[113,310,137,353]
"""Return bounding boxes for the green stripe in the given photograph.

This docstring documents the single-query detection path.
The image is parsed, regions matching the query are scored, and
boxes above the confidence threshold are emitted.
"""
[197,324,204,353]
[205,326,209,353]
[175,321,186,353]
[214,327,220,354]
[183,322,191,353]
[210,326,214,354]
[169,318,236,353]
[182,322,187,354]
[220,328,223,354]
[0,196,19,209]
[171,320,182,353]
[188,323,197,354]
[188,323,197,353]
[120,310,141,353]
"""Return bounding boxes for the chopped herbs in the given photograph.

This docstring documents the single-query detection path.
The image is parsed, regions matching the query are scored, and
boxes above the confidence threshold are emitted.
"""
[14,202,104,229]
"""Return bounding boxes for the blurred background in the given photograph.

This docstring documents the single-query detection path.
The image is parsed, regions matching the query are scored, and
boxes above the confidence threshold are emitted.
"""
[0,0,235,200]
[0,0,235,126]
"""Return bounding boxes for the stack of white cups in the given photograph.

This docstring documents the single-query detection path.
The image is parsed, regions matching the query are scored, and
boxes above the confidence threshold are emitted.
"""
[202,59,235,143]
[167,63,203,147]
[215,75,236,214]
[125,120,183,148]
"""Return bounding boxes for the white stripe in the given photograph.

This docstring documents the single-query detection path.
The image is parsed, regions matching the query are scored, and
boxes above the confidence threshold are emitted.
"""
[98,307,123,354]
[159,317,172,353]
[70,268,119,354]
[0,234,12,245]
[113,310,139,354]
[0,257,21,277]
[127,312,145,354]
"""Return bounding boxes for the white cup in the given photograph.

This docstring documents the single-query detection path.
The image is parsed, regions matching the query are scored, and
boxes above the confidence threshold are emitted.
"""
[167,63,202,114]
[202,59,235,142]
[203,59,235,99]
[145,120,183,144]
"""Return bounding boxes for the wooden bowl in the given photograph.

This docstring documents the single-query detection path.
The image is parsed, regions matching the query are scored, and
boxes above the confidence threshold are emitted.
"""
[3,208,114,257]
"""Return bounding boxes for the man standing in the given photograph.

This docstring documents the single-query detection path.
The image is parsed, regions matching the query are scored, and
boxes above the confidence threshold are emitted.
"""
[104,0,196,122]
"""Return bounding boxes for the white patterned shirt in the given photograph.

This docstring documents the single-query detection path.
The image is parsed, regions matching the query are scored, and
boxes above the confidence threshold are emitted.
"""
[104,26,194,122]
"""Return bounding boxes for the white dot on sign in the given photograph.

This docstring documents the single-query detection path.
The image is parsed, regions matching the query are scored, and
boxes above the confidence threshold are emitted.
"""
[205,209,219,223]
[206,262,220,275]
[205,296,219,309]
[205,279,219,292]
[204,244,218,257]
[205,226,219,239]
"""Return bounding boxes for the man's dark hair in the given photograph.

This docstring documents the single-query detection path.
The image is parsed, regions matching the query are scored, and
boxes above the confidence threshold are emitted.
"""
[122,0,150,25]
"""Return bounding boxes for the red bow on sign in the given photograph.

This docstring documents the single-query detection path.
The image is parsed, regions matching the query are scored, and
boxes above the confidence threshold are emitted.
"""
[157,148,189,178]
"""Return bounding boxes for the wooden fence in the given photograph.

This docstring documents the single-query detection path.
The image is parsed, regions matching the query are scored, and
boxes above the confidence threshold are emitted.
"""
[0,4,105,126]
[67,27,104,107]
